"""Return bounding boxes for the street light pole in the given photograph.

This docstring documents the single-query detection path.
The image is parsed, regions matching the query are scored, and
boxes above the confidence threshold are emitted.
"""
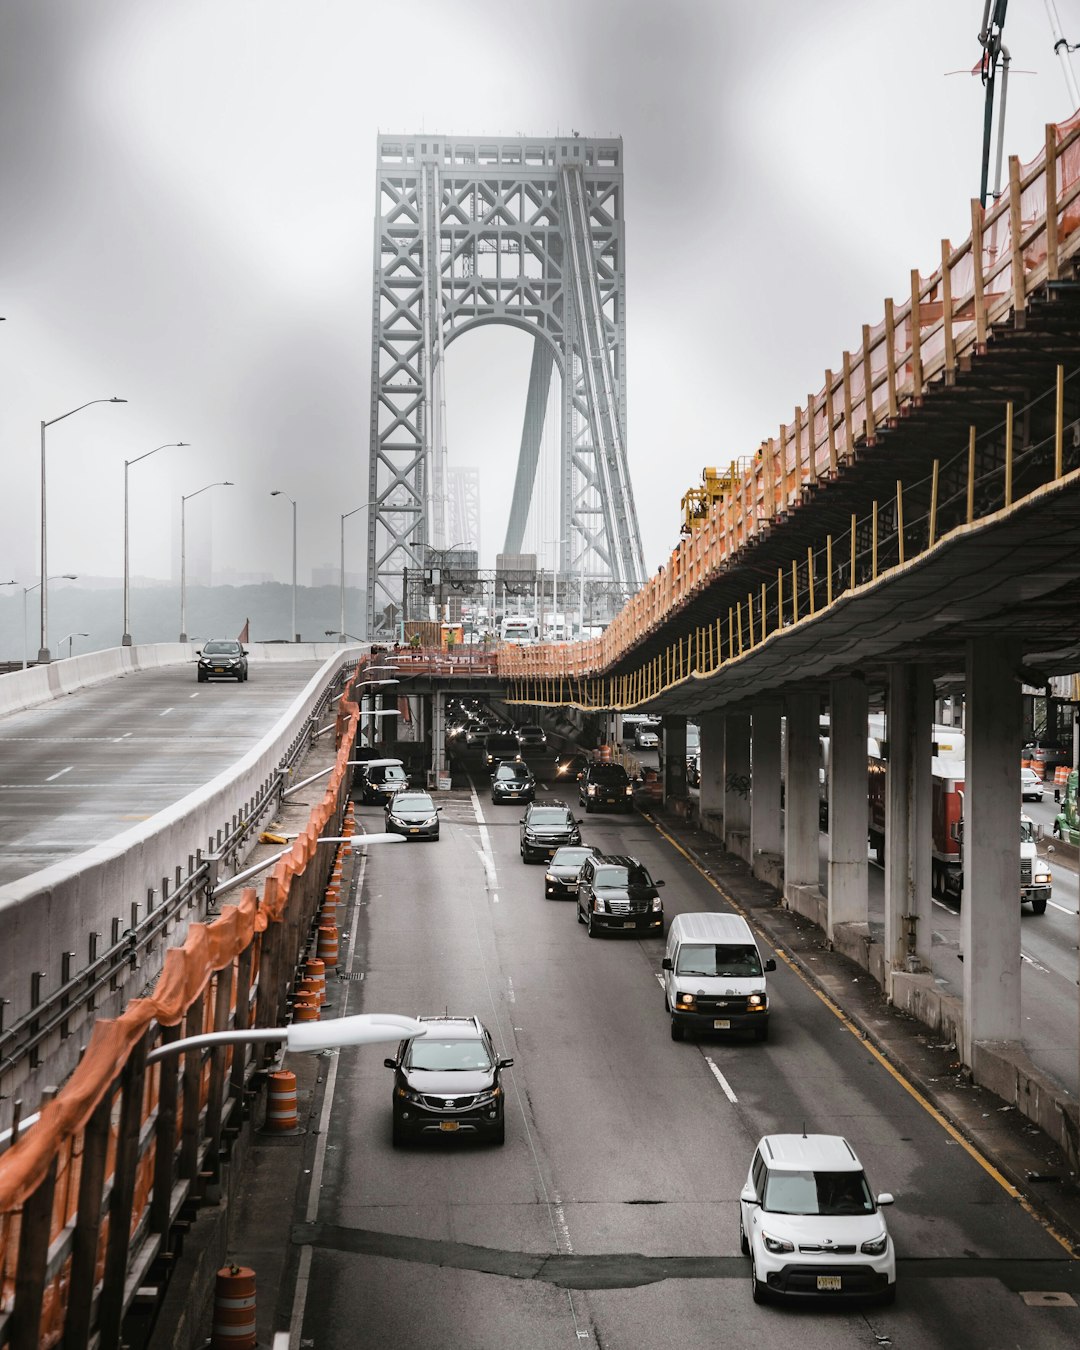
[23,574,77,669]
[179,481,233,643]
[271,491,298,641]
[39,398,127,663]
[123,441,188,646]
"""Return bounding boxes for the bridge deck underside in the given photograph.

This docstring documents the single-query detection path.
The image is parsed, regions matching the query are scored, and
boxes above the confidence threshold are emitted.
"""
[640,467,1080,714]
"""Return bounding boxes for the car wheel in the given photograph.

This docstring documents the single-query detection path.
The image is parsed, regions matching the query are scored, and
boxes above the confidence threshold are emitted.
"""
[391,1115,407,1148]
[880,1282,896,1306]
[586,911,600,938]
[739,1215,750,1256]
[1031,897,1047,915]
[197,671,207,683]
[576,903,585,925]
[754,1025,769,1043]
[670,1016,684,1042]
[490,1118,506,1146]
[751,1258,768,1304]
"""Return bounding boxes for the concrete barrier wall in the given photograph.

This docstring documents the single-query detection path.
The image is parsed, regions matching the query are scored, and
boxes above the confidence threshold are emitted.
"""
[0,642,366,1114]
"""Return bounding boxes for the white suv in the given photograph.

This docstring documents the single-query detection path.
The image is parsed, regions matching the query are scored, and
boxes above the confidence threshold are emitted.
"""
[740,1134,895,1304]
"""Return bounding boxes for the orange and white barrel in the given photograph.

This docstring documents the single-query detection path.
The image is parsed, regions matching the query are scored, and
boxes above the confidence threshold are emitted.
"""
[264,1072,298,1132]
[211,1265,257,1350]
[292,990,320,1022]
[317,924,339,968]
[305,958,328,1005]
[1054,765,1071,786]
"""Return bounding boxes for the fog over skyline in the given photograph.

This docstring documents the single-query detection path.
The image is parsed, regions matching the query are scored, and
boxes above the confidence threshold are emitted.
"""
[2,2,1078,632]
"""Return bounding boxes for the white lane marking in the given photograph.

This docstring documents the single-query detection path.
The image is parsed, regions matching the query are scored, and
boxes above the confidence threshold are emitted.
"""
[189,692,200,699]
[1047,900,1077,917]
[469,784,498,894]
[704,1056,739,1103]
[654,973,665,986]
[1021,951,1051,975]
[112,731,133,743]
[159,707,174,717]
[45,766,72,782]
[507,976,516,1004]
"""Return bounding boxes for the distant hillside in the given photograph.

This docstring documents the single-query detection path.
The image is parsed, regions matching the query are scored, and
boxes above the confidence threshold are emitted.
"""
[0,583,368,662]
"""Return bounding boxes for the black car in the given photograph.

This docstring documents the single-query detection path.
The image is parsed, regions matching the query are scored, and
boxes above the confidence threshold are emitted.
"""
[576,853,665,937]
[516,724,548,753]
[484,732,522,772]
[554,751,591,783]
[384,1015,513,1146]
[579,761,634,813]
[357,758,409,805]
[545,844,601,899]
[520,802,582,863]
[385,791,440,840]
[491,760,535,804]
[196,639,249,682]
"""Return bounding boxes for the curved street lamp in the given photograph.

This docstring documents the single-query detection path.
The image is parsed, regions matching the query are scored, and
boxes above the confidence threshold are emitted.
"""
[123,441,188,646]
[39,398,127,662]
[270,490,298,642]
[179,481,233,643]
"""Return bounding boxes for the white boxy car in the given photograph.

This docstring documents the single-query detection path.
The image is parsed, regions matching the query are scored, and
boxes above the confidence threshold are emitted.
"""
[740,1134,896,1305]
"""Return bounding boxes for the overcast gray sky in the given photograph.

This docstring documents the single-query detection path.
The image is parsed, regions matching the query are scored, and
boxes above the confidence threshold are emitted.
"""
[1,1,1077,598]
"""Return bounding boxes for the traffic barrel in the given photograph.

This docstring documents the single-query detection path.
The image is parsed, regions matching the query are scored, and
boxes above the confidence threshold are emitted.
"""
[264,1072,298,1132]
[292,989,320,1022]
[211,1264,257,1349]
[1054,765,1070,786]
[305,957,328,1005]
[317,924,339,968]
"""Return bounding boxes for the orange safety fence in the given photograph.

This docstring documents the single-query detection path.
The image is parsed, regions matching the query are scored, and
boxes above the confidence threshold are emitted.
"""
[0,657,366,1345]
[497,111,1080,694]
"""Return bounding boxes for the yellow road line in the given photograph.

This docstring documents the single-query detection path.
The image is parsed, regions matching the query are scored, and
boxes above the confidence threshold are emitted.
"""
[644,811,1079,1259]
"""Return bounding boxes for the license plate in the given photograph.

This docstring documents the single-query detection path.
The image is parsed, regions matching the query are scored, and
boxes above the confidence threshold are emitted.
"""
[410,828,419,833]
[713,1019,730,1029]
[620,921,634,928]
[213,667,224,673]
[817,1275,841,1291]
[439,1120,459,1132]
[509,792,519,797]
[567,883,578,892]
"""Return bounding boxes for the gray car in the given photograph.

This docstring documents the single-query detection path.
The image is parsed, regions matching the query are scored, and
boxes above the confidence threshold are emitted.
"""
[385,791,441,840]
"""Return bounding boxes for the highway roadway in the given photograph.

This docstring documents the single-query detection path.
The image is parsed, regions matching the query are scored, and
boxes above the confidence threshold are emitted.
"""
[291,755,1080,1349]
[0,660,323,886]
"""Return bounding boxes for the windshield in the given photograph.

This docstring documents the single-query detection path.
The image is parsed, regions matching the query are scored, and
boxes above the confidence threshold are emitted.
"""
[528,808,570,826]
[392,794,434,813]
[496,763,525,780]
[763,1169,874,1216]
[594,865,651,888]
[203,641,240,655]
[552,847,592,866]
[676,943,762,977]
[487,735,518,750]
[1020,819,1036,843]
[406,1038,493,1072]
[590,765,629,782]
[372,764,407,783]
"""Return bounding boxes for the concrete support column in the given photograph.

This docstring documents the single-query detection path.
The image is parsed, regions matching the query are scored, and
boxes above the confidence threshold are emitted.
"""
[751,703,782,861]
[431,687,446,783]
[827,676,869,934]
[662,715,687,804]
[699,712,724,838]
[963,638,1022,1051]
[784,692,819,898]
[723,711,751,861]
[885,664,933,974]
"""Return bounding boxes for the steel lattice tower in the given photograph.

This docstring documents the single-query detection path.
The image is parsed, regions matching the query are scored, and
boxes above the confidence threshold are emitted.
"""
[448,466,481,561]
[366,133,645,636]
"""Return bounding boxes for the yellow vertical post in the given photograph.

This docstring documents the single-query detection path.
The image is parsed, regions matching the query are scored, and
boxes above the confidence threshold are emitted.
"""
[826,535,833,605]
[967,427,976,523]
[825,370,838,476]
[872,501,879,580]
[910,269,923,400]
[807,546,816,615]
[747,594,755,648]
[850,512,857,588]
[737,602,744,655]
[1055,364,1064,479]
[929,460,939,547]
[1004,402,1014,509]
[761,582,767,640]
[777,567,784,625]
[842,351,855,461]
[791,560,799,623]
[728,608,734,658]
[896,481,905,564]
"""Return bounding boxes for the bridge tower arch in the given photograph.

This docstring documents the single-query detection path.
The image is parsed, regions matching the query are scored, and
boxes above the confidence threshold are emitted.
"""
[366,133,646,637]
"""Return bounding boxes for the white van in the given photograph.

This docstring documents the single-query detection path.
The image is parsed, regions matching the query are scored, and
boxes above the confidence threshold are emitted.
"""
[662,912,775,1043]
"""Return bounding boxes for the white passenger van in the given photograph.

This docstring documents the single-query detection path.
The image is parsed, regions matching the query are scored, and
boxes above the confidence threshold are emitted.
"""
[663,912,775,1043]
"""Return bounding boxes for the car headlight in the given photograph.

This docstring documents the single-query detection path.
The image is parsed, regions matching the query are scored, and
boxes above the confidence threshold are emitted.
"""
[625,785,634,796]
[588,784,598,795]
[544,872,557,882]
[651,897,662,911]
[748,994,765,1007]
[593,897,606,913]
[395,1087,424,1103]
[678,993,695,1007]
[1035,871,1051,884]
[762,1231,794,1254]
[861,1233,889,1256]
[473,1087,501,1105]
[420,816,438,827]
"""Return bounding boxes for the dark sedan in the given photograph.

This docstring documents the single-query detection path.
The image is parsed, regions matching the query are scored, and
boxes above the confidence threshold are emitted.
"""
[576,853,665,937]
[544,844,600,899]
[519,802,582,863]
[196,639,249,683]
[491,761,535,804]
[554,751,591,783]
[385,791,441,840]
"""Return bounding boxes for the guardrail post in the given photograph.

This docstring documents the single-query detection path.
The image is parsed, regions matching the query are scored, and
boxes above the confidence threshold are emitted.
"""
[1055,365,1064,479]
[9,1152,58,1350]
[791,561,799,624]
[929,461,940,548]
[99,1032,149,1349]
[747,594,755,648]
[850,513,857,589]
[179,994,205,1181]
[872,501,879,580]
[967,427,977,523]
[807,547,816,615]
[151,1024,183,1233]
[896,481,905,565]
[205,962,235,1178]
[826,536,833,606]
[1004,403,1014,508]
[64,1094,112,1349]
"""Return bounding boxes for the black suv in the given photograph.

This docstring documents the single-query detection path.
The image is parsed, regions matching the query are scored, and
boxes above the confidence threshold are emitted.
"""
[579,761,634,813]
[576,853,665,937]
[491,760,535,804]
[519,801,582,863]
[196,639,249,682]
[384,1016,513,1146]
[484,732,522,772]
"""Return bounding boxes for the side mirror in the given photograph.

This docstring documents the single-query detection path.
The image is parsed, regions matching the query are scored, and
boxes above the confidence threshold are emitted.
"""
[764,958,776,973]
[740,1185,758,1205]
[655,879,666,888]
[242,648,249,655]
[195,649,202,656]
[576,818,584,825]
[662,957,673,971]
[1047,843,1056,854]
[383,1058,398,1070]
[876,1192,895,1207]
[520,817,527,824]
[498,1057,515,1070]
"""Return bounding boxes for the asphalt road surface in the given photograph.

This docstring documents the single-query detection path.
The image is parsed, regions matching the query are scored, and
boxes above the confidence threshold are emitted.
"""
[0,660,323,885]
[293,756,1080,1349]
